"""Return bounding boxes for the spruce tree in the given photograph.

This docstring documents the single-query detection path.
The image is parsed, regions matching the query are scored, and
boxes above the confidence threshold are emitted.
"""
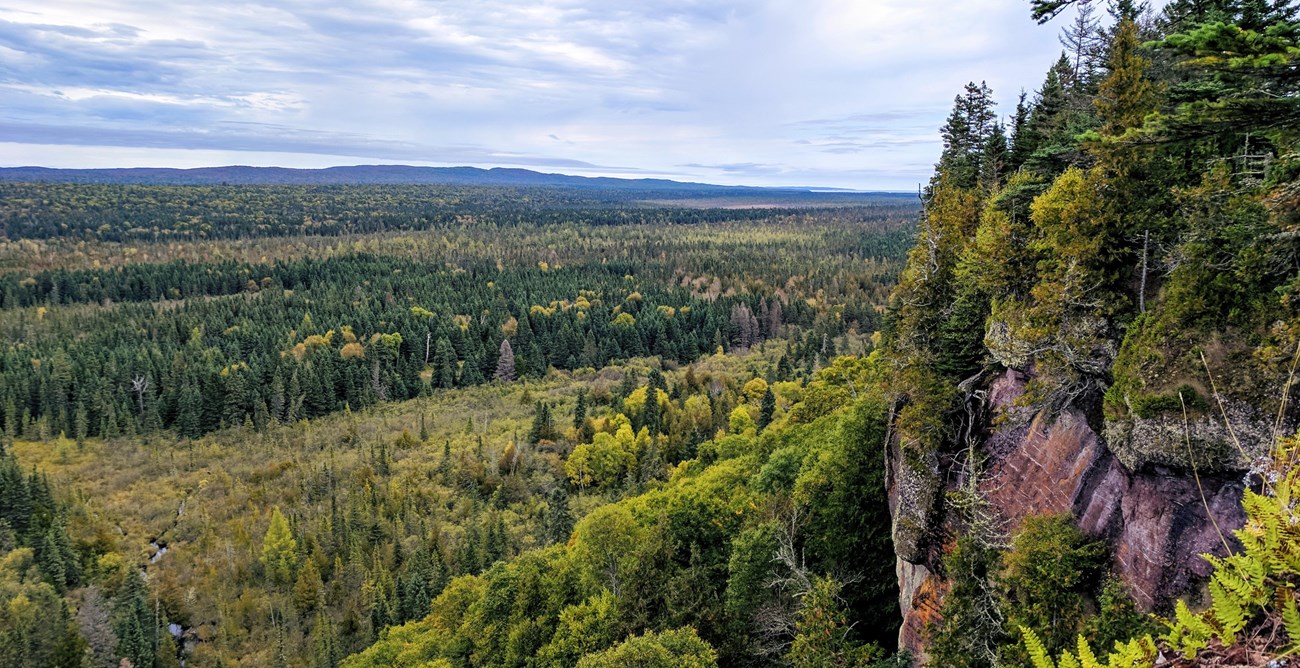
[494,339,516,382]
[758,387,776,432]
[432,337,457,389]
[175,383,203,439]
[573,390,588,430]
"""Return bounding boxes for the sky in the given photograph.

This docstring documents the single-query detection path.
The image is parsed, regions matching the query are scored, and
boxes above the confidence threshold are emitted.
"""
[0,0,1079,190]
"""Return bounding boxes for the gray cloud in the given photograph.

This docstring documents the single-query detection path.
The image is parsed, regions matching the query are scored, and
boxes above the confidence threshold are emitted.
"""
[0,0,1079,189]
[679,162,787,175]
[0,120,645,171]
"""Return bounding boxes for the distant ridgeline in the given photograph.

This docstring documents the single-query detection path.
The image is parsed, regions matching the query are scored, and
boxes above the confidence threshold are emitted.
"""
[0,167,914,242]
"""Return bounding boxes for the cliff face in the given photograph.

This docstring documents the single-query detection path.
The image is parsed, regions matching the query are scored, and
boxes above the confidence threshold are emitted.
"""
[891,368,1249,659]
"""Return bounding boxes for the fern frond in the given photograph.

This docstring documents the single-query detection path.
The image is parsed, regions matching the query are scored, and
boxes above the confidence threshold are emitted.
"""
[1105,635,1158,668]
[1283,591,1300,646]
[1058,651,1081,668]
[1021,626,1057,668]
[1075,635,1101,668]
[1166,599,1213,659]
[1208,579,1247,643]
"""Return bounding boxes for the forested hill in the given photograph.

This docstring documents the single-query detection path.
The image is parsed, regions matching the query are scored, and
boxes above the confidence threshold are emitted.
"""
[0,165,729,188]
[0,164,898,197]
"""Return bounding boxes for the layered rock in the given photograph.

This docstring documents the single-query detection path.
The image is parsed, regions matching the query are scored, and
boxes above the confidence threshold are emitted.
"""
[892,368,1249,656]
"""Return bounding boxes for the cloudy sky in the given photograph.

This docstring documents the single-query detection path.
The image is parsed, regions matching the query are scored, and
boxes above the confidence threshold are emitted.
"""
[0,0,1077,189]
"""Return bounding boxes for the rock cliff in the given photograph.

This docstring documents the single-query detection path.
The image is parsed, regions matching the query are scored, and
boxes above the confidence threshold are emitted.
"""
[890,368,1252,659]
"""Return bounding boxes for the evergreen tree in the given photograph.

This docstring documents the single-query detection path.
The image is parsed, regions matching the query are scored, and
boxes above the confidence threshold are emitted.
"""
[261,507,298,586]
[312,609,340,668]
[175,383,203,439]
[432,337,457,389]
[459,350,484,386]
[494,339,516,382]
[758,387,776,432]
[293,557,324,613]
[113,570,154,668]
[1008,90,1036,171]
[934,81,999,191]
[528,402,555,444]
[573,390,588,430]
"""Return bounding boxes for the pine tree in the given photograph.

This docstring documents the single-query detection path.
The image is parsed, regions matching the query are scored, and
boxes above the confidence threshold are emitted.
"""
[642,388,662,435]
[261,507,298,586]
[545,488,574,545]
[788,577,877,667]
[293,557,324,613]
[494,339,516,382]
[312,609,339,668]
[174,383,203,439]
[269,371,286,423]
[1094,17,1157,138]
[432,337,457,389]
[72,402,87,448]
[935,81,999,191]
[459,350,484,386]
[113,570,154,668]
[1008,90,1036,171]
[529,402,554,444]
[758,387,776,432]
[38,529,67,592]
[573,390,588,430]
[2,394,16,441]
[1060,0,1104,88]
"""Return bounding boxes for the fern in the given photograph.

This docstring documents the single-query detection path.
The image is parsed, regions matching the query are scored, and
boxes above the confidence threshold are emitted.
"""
[1166,599,1213,658]
[1208,579,1248,641]
[1075,635,1101,668]
[1284,592,1300,649]
[1058,651,1081,668]
[1104,636,1157,667]
[1021,626,1057,668]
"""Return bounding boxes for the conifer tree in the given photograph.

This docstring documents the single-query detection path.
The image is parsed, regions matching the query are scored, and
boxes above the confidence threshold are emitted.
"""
[113,570,154,668]
[312,609,339,668]
[261,507,298,586]
[529,401,554,444]
[934,81,999,191]
[758,387,776,432]
[293,557,324,613]
[175,383,203,439]
[494,339,516,382]
[573,390,588,430]
[432,337,457,389]
[1008,90,1036,171]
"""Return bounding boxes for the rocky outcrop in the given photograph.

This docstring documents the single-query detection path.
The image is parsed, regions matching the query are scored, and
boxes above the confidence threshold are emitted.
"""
[1105,401,1277,473]
[892,368,1249,657]
[886,439,941,564]
[895,560,947,666]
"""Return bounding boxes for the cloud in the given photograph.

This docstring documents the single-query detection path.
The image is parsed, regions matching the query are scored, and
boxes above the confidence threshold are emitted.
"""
[0,0,1077,188]
[0,120,643,171]
[679,162,787,176]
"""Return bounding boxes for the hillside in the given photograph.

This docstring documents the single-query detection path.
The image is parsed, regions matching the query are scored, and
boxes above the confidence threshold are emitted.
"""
[0,165,904,202]
[0,197,916,667]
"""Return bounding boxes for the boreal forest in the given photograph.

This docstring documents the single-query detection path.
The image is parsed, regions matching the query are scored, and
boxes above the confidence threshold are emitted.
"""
[2,0,1300,667]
